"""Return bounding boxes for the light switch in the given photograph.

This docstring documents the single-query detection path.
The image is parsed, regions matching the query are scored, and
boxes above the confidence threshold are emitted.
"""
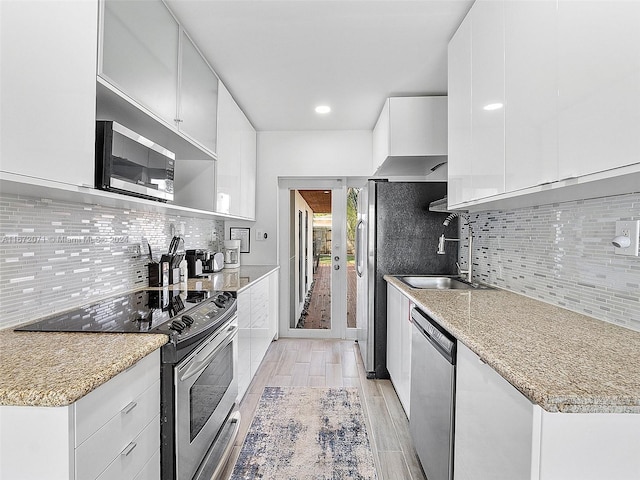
[256,229,267,241]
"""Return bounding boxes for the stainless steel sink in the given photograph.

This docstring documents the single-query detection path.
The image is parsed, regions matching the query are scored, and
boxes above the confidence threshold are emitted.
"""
[397,275,492,290]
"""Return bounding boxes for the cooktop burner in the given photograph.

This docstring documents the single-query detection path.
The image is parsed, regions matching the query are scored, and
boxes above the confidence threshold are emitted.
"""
[15,289,213,334]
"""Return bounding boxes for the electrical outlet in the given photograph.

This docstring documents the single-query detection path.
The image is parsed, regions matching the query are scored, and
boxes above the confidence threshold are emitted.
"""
[129,244,141,258]
[613,220,640,256]
[256,229,267,241]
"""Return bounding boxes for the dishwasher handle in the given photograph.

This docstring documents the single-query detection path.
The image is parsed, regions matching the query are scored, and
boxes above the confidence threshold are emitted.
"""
[411,307,456,365]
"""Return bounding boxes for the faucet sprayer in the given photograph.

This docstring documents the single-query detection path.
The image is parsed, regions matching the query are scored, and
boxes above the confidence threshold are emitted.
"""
[437,212,474,283]
[443,212,469,227]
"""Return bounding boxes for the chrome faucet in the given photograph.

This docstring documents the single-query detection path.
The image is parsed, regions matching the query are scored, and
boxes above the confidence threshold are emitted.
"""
[437,212,473,283]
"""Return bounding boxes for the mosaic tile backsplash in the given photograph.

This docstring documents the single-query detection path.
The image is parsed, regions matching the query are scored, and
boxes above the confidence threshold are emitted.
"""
[465,192,640,331]
[0,193,224,329]
[1,191,638,332]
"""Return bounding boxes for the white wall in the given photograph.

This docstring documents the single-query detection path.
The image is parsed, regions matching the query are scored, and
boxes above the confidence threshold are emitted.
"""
[226,130,373,266]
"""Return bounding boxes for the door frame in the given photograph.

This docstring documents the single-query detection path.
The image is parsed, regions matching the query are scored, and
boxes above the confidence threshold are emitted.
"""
[278,177,349,339]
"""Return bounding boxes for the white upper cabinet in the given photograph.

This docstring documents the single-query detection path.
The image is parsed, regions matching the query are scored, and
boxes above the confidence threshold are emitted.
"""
[471,0,505,200]
[99,0,218,158]
[100,0,179,126]
[504,0,558,192]
[447,16,473,206]
[216,82,257,219]
[448,0,504,206]
[372,96,448,174]
[448,0,640,210]
[97,0,256,217]
[0,0,97,188]
[178,32,219,153]
[557,0,640,179]
[372,101,391,173]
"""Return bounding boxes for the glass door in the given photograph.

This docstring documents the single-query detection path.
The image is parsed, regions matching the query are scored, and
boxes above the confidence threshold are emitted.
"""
[280,179,347,339]
[345,187,359,337]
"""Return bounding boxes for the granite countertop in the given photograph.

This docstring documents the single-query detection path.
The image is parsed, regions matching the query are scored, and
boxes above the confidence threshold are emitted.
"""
[186,265,279,293]
[0,265,278,408]
[0,330,167,407]
[385,275,640,414]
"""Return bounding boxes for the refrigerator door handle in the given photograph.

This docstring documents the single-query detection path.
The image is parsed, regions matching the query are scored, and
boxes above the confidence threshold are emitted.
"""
[356,219,364,277]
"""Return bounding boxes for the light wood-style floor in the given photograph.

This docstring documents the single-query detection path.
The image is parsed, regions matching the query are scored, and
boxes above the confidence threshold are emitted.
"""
[221,338,427,480]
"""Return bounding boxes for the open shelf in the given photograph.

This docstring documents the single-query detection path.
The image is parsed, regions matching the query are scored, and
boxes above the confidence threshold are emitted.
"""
[0,171,240,221]
[96,77,216,162]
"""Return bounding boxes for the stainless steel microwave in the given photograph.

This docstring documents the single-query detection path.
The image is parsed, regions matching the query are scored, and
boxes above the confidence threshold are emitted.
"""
[95,121,175,202]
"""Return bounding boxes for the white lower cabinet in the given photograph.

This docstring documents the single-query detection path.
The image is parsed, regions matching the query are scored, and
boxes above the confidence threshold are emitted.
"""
[454,342,534,480]
[94,418,160,480]
[236,270,280,401]
[0,351,160,480]
[250,277,271,377]
[133,450,160,480]
[237,288,252,402]
[455,343,640,480]
[386,283,413,417]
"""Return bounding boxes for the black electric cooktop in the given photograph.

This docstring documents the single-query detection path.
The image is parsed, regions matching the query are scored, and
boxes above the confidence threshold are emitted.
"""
[15,289,211,334]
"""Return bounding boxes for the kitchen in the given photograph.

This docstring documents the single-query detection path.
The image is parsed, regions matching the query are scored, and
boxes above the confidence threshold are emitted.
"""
[1,0,639,479]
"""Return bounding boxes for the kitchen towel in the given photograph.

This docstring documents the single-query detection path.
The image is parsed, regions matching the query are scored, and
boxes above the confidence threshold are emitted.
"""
[231,386,377,479]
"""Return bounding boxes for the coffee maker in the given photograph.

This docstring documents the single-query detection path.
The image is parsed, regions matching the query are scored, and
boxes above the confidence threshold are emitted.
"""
[186,249,225,277]
[223,240,241,269]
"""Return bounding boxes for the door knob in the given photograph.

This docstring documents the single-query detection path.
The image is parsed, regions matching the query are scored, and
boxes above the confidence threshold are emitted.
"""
[334,256,339,261]
[334,264,340,270]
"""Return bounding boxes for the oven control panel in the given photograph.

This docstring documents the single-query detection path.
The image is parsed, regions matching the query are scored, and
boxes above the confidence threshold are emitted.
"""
[169,292,234,332]
[153,291,236,344]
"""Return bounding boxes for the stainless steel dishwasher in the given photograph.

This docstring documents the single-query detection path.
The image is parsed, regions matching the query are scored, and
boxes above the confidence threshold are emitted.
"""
[409,307,457,480]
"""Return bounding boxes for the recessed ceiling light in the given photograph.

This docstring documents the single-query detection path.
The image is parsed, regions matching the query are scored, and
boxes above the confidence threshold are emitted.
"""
[483,103,504,111]
[315,105,331,114]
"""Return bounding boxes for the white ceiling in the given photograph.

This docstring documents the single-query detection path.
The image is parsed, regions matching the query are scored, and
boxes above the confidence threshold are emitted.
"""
[165,0,473,132]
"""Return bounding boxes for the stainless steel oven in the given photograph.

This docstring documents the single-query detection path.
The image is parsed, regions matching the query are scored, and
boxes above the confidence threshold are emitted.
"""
[16,287,240,480]
[176,316,237,480]
[156,291,240,480]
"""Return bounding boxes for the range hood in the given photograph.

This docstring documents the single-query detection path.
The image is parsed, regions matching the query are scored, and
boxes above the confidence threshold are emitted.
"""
[371,96,448,179]
[428,195,466,213]
[428,196,450,212]
[374,155,447,177]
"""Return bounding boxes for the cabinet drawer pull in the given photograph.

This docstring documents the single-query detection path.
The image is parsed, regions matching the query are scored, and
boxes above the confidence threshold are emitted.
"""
[121,401,137,415]
[121,441,137,457]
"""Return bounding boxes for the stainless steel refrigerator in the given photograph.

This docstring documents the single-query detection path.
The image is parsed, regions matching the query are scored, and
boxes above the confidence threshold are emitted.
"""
[355,180,457,378]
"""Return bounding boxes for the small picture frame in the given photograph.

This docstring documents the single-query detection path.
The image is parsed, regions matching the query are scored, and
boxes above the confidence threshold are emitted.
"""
[230,227,250,253]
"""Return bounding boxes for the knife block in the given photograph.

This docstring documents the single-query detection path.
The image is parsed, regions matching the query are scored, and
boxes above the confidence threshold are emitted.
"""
[148,262,170,287]
[148,263,161,287]
[169,267,181,285]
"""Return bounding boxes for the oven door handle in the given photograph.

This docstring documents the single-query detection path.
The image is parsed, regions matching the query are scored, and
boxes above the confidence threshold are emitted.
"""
[179,325,238,382]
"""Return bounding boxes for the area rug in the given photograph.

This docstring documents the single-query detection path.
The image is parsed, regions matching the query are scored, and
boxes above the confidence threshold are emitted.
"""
[230,386,378,479]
